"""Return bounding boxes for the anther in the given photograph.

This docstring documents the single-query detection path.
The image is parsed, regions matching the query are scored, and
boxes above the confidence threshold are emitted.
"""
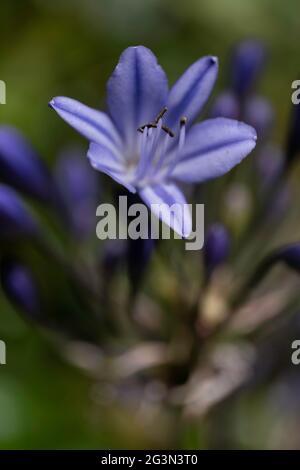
[180,116,187,127]
[137,107,174,137]
[154,107,168,123]
[161,125,175,137]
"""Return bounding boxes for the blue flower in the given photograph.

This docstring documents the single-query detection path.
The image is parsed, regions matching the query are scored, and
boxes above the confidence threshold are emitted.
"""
[50,46,257,237]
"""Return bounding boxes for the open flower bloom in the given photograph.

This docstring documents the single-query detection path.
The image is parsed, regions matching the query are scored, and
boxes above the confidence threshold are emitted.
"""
[49,46,257,237]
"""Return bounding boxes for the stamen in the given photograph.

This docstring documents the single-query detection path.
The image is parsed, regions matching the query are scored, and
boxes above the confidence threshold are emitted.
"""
[153,132,171,174]
[137,107,174,137]
[154,107,168,123]
[161,125,175,138]
[136,127,155,180]
[178,117,187,150]
[167,116,187,176]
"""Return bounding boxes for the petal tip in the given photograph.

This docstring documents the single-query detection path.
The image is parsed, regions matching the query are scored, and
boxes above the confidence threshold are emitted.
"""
[48,98,55,109]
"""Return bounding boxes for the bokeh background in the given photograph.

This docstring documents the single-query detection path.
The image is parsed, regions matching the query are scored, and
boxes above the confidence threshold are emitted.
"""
[1,0,300,449]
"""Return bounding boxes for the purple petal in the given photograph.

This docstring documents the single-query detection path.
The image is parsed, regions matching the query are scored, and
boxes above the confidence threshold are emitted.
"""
[171,118,257,183]
[139,183,191,237]
[88,143,136,193]
[49,97,122,155]
[107,46,168,152]
[165,56,218,131]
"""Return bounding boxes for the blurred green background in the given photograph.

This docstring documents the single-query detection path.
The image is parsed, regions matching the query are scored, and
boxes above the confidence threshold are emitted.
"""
[1,0,300,449]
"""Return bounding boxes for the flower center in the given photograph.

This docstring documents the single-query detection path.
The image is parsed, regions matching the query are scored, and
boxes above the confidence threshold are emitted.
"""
[134,108,187,186]
[137,107,175,138]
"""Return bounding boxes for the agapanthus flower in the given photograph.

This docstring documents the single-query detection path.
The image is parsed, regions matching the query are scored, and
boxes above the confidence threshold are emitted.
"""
[50,46,257,236]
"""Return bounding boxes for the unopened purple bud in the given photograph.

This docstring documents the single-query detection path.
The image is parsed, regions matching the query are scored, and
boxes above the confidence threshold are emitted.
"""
[231,40,266,97]
[274,244,300,272]
[244,96,274,139]
[127,237,155,294]
[286,103,300,166]
[204,223,230,278]
[210,91,240,120]
[55,148,100,239]
[102,239,127,278]
[269,184,290,221]
[0,184,38,237]
[0,258,40,318]
[255,144,283,189]
[0,126,53,202]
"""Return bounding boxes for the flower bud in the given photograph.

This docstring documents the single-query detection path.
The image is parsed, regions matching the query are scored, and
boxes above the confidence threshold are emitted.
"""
[0,126,53,201]
[231,40,266,97]
[286,103,300,166]
[274,244,300,272]
[0,184,38,237]
[55,148,100,239]
[255,144,283,190]
[244,96,274,139]
[204,223,230,279]
[210,91,240,120]
[0,258,40,319]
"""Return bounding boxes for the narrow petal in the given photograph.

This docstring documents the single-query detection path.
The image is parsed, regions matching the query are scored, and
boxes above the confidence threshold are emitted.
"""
[139,183,191,237]
[165,56,218,131]
[107,46,168,152]
[49,97,122,155]
[88,143,136,193]
[171,118,257,183]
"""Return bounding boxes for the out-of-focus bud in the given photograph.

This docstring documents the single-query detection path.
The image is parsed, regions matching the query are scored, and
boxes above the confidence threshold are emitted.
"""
[210,91,240,120]
[273,244,300,273]
[102,239,127,279]
[242,243,300,299]
[0,258,40,319]
[127,237,155,294]
[244,96,274,139]
[203,223,230,280]
[231,40,266,97]
[255,144,283,190]
[268,184,290,222]
[0,126,53,202]
[0,184,39,237]
[286,103,300,167]
[55,148,100,239]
